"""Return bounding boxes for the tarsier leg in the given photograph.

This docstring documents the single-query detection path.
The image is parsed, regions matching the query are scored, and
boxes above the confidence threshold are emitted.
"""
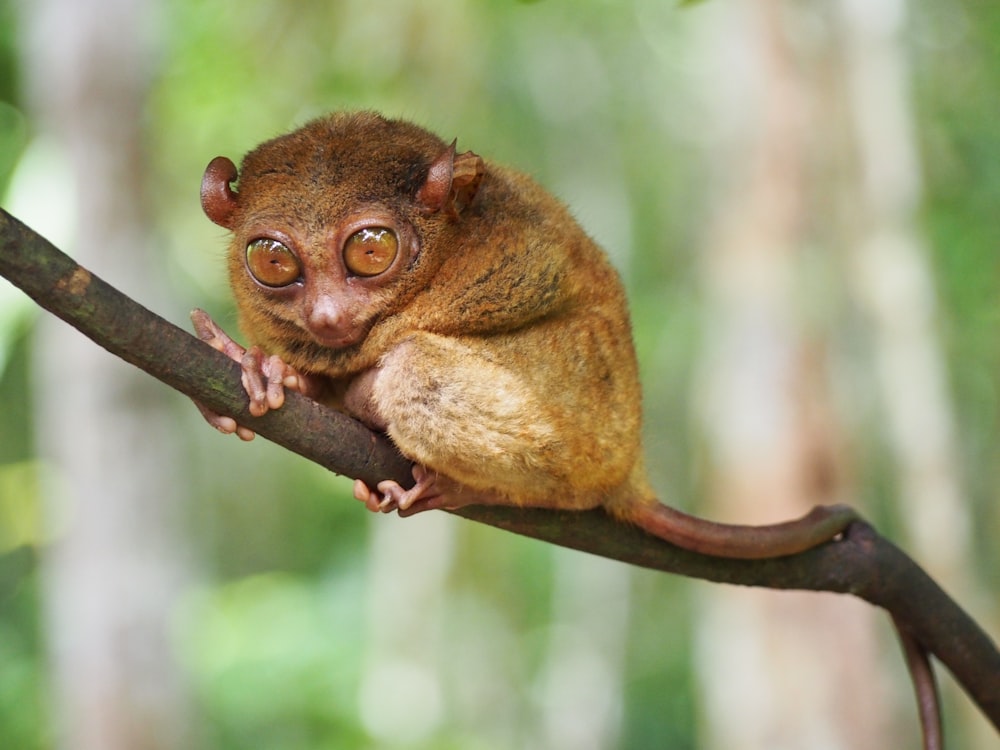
[343,333,579,516]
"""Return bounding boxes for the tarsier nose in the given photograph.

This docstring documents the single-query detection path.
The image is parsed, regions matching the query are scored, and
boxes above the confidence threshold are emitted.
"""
[308,295,341,330]
[306,295,355,347]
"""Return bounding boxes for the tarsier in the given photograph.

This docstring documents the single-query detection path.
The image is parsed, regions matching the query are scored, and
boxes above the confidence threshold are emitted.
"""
[192,111,860,560]
[194,112,941,749]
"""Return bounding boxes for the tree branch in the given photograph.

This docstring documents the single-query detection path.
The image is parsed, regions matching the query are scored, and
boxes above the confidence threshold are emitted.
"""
[1,208,997,733]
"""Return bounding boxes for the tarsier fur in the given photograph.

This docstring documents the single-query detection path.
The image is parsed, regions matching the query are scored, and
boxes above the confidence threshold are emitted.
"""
[194,111,858,559]
[193,112,944,749]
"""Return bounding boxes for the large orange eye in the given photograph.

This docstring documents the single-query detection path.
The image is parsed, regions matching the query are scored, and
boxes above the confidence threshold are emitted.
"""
[246,238,301,287]
[343,227,398,277]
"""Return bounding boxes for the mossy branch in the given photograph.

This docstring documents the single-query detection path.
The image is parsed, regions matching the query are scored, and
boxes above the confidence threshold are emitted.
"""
[1,207,997,734]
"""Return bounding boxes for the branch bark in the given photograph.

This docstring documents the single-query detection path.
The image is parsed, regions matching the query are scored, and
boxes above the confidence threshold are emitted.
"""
[1,207,997,733]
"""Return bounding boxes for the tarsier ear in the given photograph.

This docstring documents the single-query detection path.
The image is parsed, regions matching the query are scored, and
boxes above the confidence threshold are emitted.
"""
[416,140,485,217]
[201,156,240,229]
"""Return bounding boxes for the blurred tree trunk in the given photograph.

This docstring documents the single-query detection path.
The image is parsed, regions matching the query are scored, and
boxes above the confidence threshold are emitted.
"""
[20,1,195,748]
[833,1,992,745]
[533,551,631,750]
[692,1,892,747]
[357,513,456,746]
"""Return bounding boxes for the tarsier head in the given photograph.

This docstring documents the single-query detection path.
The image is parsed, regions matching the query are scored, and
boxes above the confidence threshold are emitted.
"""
[200,112,484,353]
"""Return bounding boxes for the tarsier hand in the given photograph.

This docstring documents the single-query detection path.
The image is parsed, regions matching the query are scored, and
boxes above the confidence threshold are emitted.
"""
[190,308,308,441]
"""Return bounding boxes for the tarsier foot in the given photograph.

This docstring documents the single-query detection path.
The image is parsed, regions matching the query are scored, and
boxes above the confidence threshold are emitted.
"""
[190,308,303,440]
[353,465,470,516]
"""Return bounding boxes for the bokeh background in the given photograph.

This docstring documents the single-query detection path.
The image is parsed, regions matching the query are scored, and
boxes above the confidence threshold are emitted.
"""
[0,0,997,748]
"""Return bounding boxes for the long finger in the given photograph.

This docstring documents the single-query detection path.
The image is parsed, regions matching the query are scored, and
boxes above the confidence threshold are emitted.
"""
[241,346,271,417]
[264,354,288,411]
[191,308,246,362]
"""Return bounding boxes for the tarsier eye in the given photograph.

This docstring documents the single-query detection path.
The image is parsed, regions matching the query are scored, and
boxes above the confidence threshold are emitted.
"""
[343,227,399,277]
[246,238,302,287]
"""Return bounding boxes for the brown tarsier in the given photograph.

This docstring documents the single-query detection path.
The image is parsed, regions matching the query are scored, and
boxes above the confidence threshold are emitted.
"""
[193,111,858,559]
[192,112,942,750]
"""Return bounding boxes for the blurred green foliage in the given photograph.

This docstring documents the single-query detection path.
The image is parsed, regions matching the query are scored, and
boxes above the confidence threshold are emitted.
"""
[0,0,997,748]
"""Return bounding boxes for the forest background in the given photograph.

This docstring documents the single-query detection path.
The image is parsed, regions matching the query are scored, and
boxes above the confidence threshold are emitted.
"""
[0,1,996,748]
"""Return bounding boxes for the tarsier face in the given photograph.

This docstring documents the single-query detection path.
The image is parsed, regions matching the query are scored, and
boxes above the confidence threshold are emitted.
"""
[203,162,420,349]
[234,206,421,349]
[199,114,483,355]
